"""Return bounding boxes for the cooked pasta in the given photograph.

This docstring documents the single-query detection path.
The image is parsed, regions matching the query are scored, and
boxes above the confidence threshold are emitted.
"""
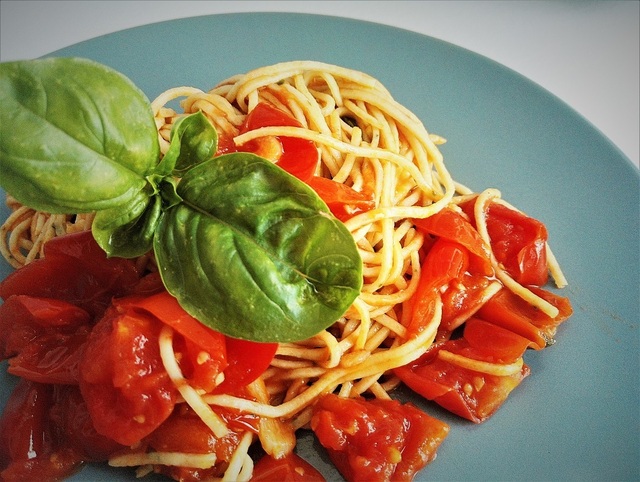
[0,60,569,479]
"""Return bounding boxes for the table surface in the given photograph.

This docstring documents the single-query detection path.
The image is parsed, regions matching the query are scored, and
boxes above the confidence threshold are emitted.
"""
[1,0,638,168]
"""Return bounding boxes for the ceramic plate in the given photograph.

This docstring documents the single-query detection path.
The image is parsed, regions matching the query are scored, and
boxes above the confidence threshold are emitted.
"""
[1,13,638,482]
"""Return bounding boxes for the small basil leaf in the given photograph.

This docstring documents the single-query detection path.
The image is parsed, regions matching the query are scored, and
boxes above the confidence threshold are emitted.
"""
[92,189,162,258]
[158,177,183,209]
[155,111,218,177]
[154,153,362,342]
[0,58,159,213]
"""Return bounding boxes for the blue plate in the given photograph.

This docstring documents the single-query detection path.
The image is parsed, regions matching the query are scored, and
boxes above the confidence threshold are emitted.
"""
[1,13,638,482]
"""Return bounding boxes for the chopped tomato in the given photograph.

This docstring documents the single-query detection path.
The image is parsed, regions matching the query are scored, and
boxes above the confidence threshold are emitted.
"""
[251,453,326,482]
[311,394,449,482]
[216,132,238,156]
[144,404,251,481]
[0,295,92,384]
[0,230,141,317]
[0,295,90,359]
[48,385,125,461]
[124,290,228,391]
[305,176,376,222]
[0,380,83,481]
[394,319,531,423]
[476,286,573,350]
[125,291,225,355]
[239,102,319,181]
[215,336,278,394]
[122,290,276,394]
[439,272,494,334]
[413,208,493,276]
[460,198,548,286]
[406,238,469,337]
[459,317,531,363]
[237,102,375,222]
[78,303,177,446]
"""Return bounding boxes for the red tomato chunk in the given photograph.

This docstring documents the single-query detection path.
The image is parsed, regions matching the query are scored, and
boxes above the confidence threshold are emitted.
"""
[394,318,531,424]
[0,231,278,480]
[310,394,449,482]
[251,453,326,482]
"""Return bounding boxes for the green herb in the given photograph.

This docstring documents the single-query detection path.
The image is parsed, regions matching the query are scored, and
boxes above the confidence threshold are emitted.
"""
[0,57,363,342]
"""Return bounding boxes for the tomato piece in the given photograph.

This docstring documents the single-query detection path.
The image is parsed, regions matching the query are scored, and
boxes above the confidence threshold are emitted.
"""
[238,102,375,222]
[143,404,252,481]
[461,199,548,286]
[413,208,493,276]
[439,272,494,334]
[0,380,82,481]
[214,337,278,394]
[48,385,125,461]
[240,102,319,181]
[7,328,90,385]
[216,132,238,156]
[406,239,469,337]
[252,453,326,482]
[305,176,376,222]
[394,338,530,423]
[78,304,177,446]
[126,291,227,358]
[0,231,141,317]
[0,295,90,359]
[476,286,573,350]
[122,290,277,393]
[462,317,531,363]
[0,295,92,384]
[311,394,449,482]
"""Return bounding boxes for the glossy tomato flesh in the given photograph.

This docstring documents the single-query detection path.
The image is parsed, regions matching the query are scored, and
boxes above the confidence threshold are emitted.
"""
[311,394,449,482]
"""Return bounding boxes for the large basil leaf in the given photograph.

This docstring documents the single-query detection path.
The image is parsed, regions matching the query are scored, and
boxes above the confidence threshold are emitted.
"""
[154,153,363,342]
[0,58,159,213]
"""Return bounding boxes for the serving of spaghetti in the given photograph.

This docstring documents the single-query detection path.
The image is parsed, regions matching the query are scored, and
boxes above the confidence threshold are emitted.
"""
[0,61,572,481]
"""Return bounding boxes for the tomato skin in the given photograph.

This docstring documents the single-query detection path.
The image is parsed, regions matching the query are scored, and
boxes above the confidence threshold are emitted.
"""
[413,208,493,276]
[0,380,83,481]
[305,176,376,222]
[476,286,573,350]
[123,291,228,392]
[439,272,493,334]
[0,295,90,359]
[214,336,278,394]
[0,295,92,384]
[462,317,531,363]
[251,453,326,482]
[121,290,276,394]
[239,102,319,181]
[0,231,141,317]
[394,334,530,424]
[78,304,177,446]
[129,291,226,355]
[311,394,449,482]
[460,199,548,286]
[143,404,259,482]
[238,102,375,222]
[406,239,469,337]
[49,385,125,461]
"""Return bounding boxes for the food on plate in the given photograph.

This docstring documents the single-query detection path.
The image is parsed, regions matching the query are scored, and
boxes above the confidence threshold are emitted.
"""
[0,59,572,481]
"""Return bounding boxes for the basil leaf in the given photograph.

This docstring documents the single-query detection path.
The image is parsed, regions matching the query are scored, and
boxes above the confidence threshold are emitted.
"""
[92,189,162,258]
[155,111,218,177]
[0,58,159,213]
[154,153,363,342]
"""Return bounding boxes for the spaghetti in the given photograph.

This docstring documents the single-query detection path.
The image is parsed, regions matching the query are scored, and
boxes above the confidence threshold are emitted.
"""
[0,60,570,480]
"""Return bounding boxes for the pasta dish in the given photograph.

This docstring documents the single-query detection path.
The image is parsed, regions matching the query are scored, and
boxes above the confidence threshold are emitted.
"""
[0,60,573,482]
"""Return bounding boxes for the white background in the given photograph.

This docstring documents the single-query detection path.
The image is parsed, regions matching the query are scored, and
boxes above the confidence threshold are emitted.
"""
[1,0,638,168]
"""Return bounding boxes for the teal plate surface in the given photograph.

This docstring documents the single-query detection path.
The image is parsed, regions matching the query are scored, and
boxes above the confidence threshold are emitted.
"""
[1,12,638,482]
